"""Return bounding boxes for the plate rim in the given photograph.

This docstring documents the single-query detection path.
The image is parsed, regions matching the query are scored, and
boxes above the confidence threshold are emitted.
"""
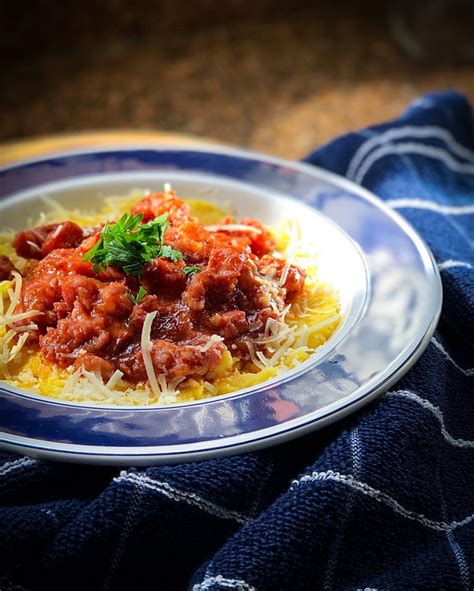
[0,169,371,411]
[0,320,439,465]
[0,143,443,464]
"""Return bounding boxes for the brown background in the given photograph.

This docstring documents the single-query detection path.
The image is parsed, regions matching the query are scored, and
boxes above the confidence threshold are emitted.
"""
[1,0,473,159]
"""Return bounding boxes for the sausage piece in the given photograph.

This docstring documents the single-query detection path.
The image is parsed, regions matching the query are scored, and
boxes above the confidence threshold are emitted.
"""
[13,222,84,259]
[0,255,17,281]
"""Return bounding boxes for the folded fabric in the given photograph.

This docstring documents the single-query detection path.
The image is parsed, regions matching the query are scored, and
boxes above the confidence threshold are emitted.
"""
[0,91,473,591]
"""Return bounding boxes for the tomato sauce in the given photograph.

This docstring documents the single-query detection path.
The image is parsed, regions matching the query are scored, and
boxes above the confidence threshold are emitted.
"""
[12,191,306,383]
[0,255,16,281]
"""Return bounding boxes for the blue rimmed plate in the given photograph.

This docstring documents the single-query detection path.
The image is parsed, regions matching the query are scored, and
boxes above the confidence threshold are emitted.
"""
[0,145,442,465]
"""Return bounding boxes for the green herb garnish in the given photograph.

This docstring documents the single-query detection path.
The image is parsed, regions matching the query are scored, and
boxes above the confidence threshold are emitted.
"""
[129,286,148,305]
[161,245,184,262]
[183,265,200,277]
[83,212,183,276]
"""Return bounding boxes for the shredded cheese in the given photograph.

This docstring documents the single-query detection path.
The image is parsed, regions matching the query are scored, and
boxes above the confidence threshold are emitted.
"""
[197,334,224,353]
[139,312,184,402]
[157,375,184,403]
[7,332,29,363]
[205,224,262,236]
[106,369,124,389]
[60,367,83,395]
[82,370,122,400]
[59,366,125,402]
[14,323,38,333]
[0,310,42,327]
[203,381,217,394]
[0,272,42,328]
[246,341,267,370]
[0,273,41,373]
[141,311,161,397]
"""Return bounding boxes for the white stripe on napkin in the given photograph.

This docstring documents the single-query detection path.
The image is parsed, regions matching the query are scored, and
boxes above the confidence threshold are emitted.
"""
[386,390,474,448]
[193,575,256,591]
[114,472,249,524]
[387,198,474,216]
[347,125,474,180]
[438,260,473,271]
[292,471,474,532]
[354,143,474,185]
[0,456,38,476]
[431,338,474,376]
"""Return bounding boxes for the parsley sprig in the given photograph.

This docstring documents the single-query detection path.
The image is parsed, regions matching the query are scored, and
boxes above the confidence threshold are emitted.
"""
[129,286,148,304]
[83,212,183,276]
[182,265,200,277]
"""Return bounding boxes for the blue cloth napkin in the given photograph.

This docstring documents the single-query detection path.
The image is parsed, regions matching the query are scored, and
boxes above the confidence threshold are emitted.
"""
[1,91,473,591]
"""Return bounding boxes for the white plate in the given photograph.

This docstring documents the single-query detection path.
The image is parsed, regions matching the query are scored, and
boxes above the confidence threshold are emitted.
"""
[0,145,442,464]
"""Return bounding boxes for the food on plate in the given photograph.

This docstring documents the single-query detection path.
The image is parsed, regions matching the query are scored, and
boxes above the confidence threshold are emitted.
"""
[0,187,340,405]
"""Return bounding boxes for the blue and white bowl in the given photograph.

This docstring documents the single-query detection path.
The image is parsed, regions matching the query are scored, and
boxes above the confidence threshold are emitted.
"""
[0,145,442,465]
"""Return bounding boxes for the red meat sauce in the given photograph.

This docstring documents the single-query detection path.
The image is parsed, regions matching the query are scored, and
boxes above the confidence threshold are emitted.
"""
[11,191,306,384]
[0,255,17,281]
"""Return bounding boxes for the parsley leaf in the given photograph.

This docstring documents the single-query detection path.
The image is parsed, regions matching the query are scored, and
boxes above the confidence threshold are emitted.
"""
[183,265,200,276]
[161,245,184,262]
[129,286,148,305]
[83,212,183,276]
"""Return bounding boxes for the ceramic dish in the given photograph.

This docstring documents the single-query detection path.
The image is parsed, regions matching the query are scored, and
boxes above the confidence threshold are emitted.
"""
[0,145,442,465]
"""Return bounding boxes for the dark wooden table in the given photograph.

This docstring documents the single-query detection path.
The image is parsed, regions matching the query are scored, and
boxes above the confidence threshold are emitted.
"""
[2,0,473,159]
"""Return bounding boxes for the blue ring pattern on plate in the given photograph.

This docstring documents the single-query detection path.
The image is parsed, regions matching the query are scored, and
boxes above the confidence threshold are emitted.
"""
[0,146,442,464]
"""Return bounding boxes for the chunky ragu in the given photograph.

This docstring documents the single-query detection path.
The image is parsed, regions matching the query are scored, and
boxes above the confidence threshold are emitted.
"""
[12,191,306,384]
[0,255,17,281]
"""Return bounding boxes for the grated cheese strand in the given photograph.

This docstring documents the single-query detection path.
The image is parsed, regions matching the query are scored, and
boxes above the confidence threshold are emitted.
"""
[141,311,161,397]
[0,310,43,327]
[256,350,271,368]
[13,323,38,333]
[0,274,42,370]
[278,219,302,287]
[197,334,224,353]
[60,367,83,395]
[295,325,309,348]
[1,330,17,369]
[203,381,217,394]
[279,245,294,287]
[205,224,262,236]
[267,337,294,367]
[246,341,267,370]
[106,369,124,389]
[256,323,294,345]
[1,272,42,328]
[83,370,122,401]
[157,374,184,401]
[6,272,22,318]
[305,315,340,335]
